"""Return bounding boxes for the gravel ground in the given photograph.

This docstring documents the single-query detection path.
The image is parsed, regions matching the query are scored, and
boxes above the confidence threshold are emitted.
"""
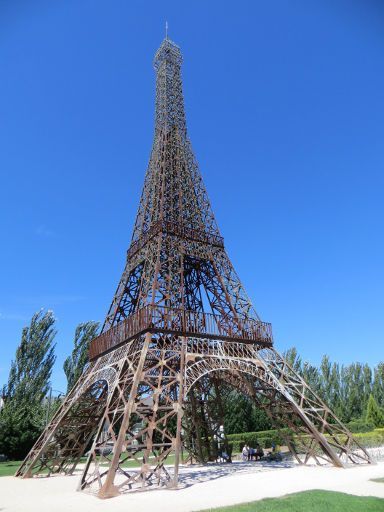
[1,459,384,512]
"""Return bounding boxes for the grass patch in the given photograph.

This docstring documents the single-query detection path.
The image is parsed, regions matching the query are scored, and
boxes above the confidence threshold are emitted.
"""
[123,454,176,468]
[0,455,178,476]
[0,460,22,477]
[371,477,384,484]
[199,490,384,511]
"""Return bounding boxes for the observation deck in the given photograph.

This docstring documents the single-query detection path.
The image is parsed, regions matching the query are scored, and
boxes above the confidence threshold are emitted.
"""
[127,220,224,259]
[89,305,273,360]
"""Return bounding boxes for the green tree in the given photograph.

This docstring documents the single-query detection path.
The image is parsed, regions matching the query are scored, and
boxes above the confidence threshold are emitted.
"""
[366,393,384,428]
[319,355,336,406]
[223,389,271,434]
[0,311,56,459]
[281,349,378,424]
[283,348,322,397]
[342,363,372,422]
[283,347,302,373]
[63,321,99,392]
[301,362,322,397]
[328,362,343,418]
[373,363,384,408]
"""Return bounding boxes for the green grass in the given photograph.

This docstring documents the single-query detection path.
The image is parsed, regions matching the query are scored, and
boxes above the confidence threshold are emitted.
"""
[124,453,176,467]
[0,454,178,477]
[199,490,384,511]
[371,477,384,484]
[0,460,22,477]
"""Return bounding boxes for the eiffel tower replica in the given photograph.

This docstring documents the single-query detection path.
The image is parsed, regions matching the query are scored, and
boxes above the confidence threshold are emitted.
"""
[17,36,371,497]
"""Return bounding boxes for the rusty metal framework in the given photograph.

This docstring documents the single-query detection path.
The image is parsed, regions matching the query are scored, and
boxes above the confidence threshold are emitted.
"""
[17,37,371,497]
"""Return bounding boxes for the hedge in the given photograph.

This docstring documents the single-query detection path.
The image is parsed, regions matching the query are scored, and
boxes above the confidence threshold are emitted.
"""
[353,430,384,447]
[227,428,286,451]
[346,420,375,433]
[227,426,384,453]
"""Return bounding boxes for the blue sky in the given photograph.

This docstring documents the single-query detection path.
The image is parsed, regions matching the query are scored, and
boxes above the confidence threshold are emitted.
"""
[0,1,383,393]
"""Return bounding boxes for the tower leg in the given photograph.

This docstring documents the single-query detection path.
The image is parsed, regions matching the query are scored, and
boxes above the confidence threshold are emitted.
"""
[256,348,370,465]
[98,332,151,498]
[183,342,371,468]
[171,337,186,488]
[16,365,107,478]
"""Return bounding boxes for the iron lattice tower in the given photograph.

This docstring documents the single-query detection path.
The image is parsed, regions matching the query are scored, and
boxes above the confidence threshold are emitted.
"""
[17,37,371,497]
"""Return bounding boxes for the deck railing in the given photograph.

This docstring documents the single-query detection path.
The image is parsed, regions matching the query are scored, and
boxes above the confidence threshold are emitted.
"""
[89,305,272,360]
[127,220,224,259]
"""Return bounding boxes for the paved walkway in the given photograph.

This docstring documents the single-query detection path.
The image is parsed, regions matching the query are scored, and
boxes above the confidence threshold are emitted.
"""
[1,460,384,512]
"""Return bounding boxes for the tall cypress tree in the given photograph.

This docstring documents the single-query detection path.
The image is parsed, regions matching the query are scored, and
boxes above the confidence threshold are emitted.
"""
[302,362,322,397]
[366,393,384,428]
[0,311,56,459]
[63,321,99,392]
[373,363,384,408]
[283,347,302,373]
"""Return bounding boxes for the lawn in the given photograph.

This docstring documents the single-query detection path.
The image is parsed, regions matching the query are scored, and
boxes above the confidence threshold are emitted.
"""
[199,490,384,511]
[0,460,21,477]
[0,454,177,477]
[371,477,384,484]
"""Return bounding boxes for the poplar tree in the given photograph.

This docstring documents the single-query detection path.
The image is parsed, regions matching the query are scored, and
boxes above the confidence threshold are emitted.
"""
[301,362,322,397]
[283,347,302,373]
[0,311,56,459]
[63,321,99,392]
[366,393,384,428]
[373,363,384,408]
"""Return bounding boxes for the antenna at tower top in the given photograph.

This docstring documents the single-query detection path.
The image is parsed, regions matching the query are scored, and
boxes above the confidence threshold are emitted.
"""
[165,21,168,40]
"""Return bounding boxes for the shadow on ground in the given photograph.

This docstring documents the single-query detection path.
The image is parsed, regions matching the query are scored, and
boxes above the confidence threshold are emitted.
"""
[177,459,295,489]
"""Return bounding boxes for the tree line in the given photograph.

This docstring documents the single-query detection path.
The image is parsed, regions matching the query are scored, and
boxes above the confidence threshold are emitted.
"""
[284,347,384,427]
[222,347,384,435]
[0,311,383,460]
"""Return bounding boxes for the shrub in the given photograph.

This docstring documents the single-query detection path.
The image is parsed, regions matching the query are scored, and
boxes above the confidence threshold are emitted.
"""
[227,428,285,452]
[353,430,384,447]
[227,425,384,454]
[366,394,384,428]
[346,419,375,433]
[263,437,273,449]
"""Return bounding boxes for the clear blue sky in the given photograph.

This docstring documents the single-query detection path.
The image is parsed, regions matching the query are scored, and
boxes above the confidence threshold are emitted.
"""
[1,1,383,393]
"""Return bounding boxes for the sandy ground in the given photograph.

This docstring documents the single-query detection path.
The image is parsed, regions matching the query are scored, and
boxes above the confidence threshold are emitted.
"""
[1,460,384,512]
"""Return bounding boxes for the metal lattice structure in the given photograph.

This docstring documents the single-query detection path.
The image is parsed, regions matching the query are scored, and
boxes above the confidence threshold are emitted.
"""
[17,37,371,497]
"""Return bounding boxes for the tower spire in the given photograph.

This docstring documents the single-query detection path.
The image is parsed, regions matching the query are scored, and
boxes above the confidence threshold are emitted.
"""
[153,37,185,136]
[128,38,220,250]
